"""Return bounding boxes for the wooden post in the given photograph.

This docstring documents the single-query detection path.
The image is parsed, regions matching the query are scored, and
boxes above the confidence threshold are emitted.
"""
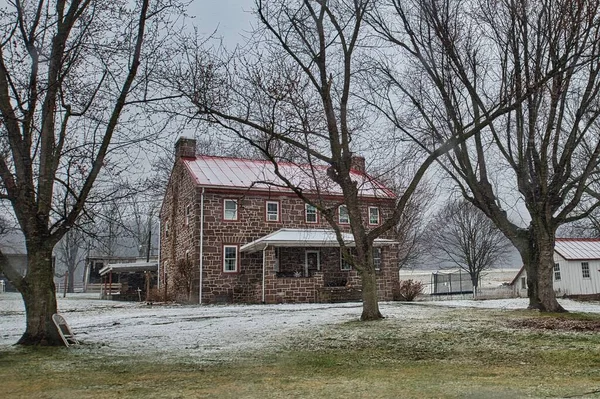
[63,273,68,298]
[145,271,151,301]
[108,271,113,299]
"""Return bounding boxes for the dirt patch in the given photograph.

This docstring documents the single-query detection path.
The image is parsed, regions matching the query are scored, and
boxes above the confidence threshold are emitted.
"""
[510,318,600,332]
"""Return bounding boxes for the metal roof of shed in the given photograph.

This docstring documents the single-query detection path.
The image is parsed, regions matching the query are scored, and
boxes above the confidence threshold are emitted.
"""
[240,228,397,253]
[554,238,600,260]
[99,262,158,276]
[183,155,395,198]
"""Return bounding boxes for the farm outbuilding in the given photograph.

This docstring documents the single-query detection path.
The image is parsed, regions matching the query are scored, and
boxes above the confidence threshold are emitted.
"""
[512,238,600,298]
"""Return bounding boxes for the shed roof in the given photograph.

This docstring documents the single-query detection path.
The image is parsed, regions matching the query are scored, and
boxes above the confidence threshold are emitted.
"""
[183,155,395,199]
[554,238,600,260]
[99,262,158,276]
[240,228,397,253]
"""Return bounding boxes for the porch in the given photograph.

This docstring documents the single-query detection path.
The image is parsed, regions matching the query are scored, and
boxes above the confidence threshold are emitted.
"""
[239,228,397,304]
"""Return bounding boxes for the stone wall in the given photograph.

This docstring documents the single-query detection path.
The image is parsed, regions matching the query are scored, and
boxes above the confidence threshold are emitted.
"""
[159,159,198,301]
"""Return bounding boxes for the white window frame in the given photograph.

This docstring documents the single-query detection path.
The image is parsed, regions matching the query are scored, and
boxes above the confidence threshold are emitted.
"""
[554,263,561,281]
[582,262,590,279]
[338,205,350,224]
[223,245,238,273]
[266,201,280,222]
[185,204,191,226]
[521,276,526,289]
[368,207,380,225]
[305,204,318,224]
[373,247,382,270]
[223,199,238,221]
[305,250,321,272]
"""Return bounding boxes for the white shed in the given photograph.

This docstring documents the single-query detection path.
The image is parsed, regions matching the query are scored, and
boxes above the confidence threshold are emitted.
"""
[511,238,600,297]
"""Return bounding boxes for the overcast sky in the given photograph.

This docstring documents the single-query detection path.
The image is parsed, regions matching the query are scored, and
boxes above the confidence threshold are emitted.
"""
[188,1,255,47]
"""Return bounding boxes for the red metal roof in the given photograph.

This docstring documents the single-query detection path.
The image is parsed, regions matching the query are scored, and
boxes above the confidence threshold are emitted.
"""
[183,155,396,198]
[554,238,600,260]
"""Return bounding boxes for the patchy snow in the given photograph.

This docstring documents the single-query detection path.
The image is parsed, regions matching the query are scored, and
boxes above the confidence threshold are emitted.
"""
[2,293,600,362]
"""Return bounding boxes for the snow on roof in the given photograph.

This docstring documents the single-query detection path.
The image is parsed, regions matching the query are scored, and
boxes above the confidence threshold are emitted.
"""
[99,262,158,276]
[554,238,600,260]
[240,228,398,253]
[183,155,395,198]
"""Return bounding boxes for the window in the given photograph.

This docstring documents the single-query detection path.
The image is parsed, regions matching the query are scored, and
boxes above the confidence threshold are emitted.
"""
[305,250,321,272]
[185,204,191,225]
[554,263,561,281]
[338,205,349,224]
[373,248,382,270]
[305,204,318,224]
[224,199,238,221]
[340,248,354,270]
[521,277,526,289]
[266,201,280,222]
[582,262,590,279]
[165,221,169,238]
[369,207,380,225]
[223,245,238,272]
[185,250,190,262]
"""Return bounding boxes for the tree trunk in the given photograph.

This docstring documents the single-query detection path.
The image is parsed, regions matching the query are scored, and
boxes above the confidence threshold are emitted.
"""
[67,268,75,293]
[360,268,383,321]
[521,226,565,312]
[17,245,63,346]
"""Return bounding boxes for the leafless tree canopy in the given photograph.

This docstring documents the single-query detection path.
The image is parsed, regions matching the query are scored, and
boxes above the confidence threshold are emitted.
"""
[427,199,512,290]
[0,0,184,345]
[369,0,600,312]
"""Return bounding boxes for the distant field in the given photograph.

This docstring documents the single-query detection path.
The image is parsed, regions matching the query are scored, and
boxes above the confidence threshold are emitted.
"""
[2,294,600,398]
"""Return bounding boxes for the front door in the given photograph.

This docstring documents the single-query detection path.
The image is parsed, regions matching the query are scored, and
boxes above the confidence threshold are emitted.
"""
[305,250,320,277]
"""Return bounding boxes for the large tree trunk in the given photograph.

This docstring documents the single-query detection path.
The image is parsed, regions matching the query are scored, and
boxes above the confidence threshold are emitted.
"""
[17,245,63,346]
[525,231,565,312]
[67,268,75,294]
[360,268,383,321]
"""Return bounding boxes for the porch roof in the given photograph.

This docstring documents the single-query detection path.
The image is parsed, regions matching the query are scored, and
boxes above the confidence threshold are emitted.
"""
[99,262,158,276]
[240,228,397,253]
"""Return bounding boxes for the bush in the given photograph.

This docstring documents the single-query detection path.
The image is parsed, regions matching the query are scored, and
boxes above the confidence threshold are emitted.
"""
[393,279,424,301]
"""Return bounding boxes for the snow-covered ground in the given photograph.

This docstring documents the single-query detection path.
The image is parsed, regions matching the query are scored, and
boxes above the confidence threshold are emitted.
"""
[2,293,600,362]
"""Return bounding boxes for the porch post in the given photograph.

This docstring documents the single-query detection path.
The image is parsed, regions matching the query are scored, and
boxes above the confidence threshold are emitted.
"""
[262,246,277,304]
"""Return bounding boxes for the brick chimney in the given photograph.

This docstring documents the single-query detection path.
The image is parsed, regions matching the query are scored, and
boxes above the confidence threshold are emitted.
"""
[175,137,196,159]
[350,155,366,173]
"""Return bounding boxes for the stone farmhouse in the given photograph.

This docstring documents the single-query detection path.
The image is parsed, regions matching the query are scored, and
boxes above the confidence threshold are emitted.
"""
[159,137,400,304]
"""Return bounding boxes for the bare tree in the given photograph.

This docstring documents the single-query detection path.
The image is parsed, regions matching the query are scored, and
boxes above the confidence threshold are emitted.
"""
[55,228,87,294]
[173,258,195,303]
[0,0,182,345]
[165,0,478,320]
[427,199,512,293]
[369,0,600,312]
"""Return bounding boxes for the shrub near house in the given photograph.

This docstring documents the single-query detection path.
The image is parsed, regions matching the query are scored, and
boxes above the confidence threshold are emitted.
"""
[159,137,399,304]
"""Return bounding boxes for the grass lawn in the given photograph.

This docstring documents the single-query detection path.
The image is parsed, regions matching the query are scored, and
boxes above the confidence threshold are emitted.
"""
[2,306,600,398]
